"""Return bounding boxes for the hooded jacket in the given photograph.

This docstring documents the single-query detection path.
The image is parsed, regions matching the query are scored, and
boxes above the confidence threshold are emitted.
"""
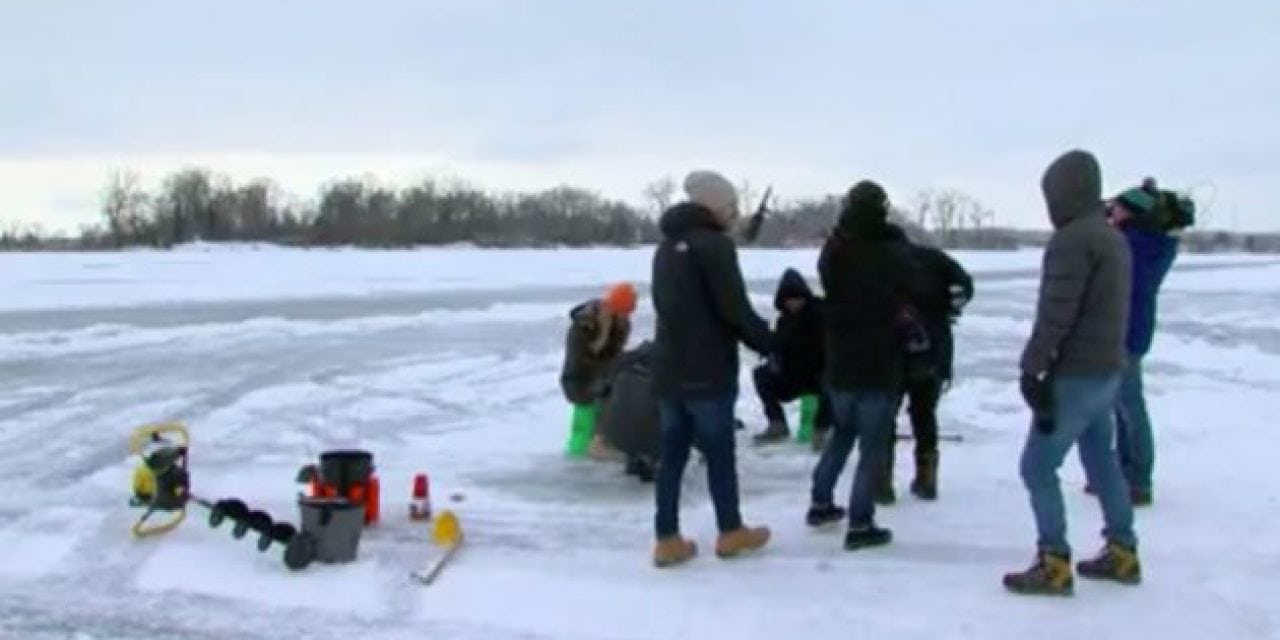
[908,244,974,380]
[651,201,772,396]
[559,299,631,405]
[769,268,825,391]
[1120,225,1178,356]
[1020,150,1132,376]
[820,207,922,391]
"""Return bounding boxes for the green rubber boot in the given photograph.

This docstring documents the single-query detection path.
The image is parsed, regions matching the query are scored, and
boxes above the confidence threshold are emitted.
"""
[566,403,598,458]
[796,395,819,444]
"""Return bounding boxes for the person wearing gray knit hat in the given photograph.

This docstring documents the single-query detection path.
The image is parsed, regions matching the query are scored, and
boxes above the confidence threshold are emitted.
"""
[648,168,774,567]
[683,170,740,230]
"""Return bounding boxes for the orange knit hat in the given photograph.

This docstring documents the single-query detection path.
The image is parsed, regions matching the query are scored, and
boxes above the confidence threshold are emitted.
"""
[601,282,637,316]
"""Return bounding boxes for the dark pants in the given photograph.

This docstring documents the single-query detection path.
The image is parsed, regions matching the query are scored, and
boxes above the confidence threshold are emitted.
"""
[1114,357,1154,492]
[752,365,833,431]
[810,389,899,528]
[892,376,943,457]
[655,391,743,538]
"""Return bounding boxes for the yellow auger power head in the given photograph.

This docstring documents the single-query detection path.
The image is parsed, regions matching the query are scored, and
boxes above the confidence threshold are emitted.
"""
[129,422,192,538]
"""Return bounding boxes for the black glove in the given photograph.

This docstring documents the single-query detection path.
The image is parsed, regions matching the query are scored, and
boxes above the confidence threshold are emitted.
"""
[765,353,782,374]
[1019,372,1054,433]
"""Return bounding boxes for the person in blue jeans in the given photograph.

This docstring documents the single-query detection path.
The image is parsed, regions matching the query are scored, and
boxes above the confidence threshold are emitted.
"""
[1004,149,1143,596]
[1107,182,1183,506]
[806,180,922,550]
[649,170,774,568]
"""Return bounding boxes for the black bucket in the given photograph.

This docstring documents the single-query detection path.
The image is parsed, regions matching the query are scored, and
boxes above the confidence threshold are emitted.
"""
[298,496,364,563]
[319,450,373,494]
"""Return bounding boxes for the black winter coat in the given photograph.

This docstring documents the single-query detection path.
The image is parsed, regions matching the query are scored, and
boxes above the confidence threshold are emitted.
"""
[770,268,825,391]
[819,222,922,390]
[908,245,974,381]
[652,202,772,397]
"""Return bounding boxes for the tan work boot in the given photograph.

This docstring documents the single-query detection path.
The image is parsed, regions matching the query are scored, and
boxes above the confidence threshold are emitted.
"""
[715,526,771,559]
[587,434,623,462]
[653,536,697,568]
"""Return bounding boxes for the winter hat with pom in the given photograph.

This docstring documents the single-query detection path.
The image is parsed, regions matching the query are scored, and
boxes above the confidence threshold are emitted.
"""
[601,282,637,316]
[683,170,739,228]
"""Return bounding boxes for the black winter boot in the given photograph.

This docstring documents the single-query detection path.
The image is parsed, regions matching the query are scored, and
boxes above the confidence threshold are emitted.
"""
[910,450,938,500]
[874,453,896,505]
[1003,551,1074,596]
[844,524,892,550]
[753,420,790,445]
[805,503,846,527]
[625,456,655,483]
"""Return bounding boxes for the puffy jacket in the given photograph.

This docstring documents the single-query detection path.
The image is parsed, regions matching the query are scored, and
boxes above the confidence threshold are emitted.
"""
[1020,150,1132,377]
[651,202,772,396]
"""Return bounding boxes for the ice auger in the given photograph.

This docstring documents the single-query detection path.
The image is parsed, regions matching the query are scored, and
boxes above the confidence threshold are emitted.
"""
[129,422,204,537]
[127,421,318,570]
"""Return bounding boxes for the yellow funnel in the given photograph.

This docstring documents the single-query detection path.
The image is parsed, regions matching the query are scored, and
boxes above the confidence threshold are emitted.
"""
[432,510,463,547]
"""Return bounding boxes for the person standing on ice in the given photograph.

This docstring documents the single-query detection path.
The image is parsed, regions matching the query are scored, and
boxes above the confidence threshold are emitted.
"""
[750,268,834,448]
[882,241,973,501]
[649,169,773,567]
[1103,182,1185,506]
[559,283,637,460]
[806,180,921,549]
[1004,149,1141,596]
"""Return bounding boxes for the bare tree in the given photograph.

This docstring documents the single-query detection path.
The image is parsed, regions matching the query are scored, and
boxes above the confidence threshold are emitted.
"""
[101,170,150,247]
[910,188,1000,248]
[911,190,932,230]
[642,176,676,214]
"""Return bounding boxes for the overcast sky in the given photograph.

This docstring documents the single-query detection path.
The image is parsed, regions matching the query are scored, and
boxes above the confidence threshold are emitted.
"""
[1,0,1276,232]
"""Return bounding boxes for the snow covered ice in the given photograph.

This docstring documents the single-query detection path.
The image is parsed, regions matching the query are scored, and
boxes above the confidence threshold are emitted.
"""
[2,246,1279,639]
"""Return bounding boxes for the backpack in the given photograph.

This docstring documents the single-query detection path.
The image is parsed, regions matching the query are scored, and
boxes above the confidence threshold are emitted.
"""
[597,342,661,459]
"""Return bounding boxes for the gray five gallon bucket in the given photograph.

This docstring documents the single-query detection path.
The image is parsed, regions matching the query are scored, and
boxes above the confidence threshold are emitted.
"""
[298,496,364,563]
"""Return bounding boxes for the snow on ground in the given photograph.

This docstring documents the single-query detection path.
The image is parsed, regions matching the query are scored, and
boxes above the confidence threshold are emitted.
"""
[1,247,1278,639]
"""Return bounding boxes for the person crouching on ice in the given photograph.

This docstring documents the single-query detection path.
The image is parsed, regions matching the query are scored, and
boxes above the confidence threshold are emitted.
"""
[559,282,637,460]
[751,268,833,449]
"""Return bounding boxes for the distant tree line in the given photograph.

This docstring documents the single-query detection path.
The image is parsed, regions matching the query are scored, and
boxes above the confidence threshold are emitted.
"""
[1,168,1275,253]
[81,169,659,249]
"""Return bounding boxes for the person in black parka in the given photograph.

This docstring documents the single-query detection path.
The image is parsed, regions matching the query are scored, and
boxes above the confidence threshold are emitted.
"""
[885,242,973,500]
[751,268,834,447]
[807,180,924,550]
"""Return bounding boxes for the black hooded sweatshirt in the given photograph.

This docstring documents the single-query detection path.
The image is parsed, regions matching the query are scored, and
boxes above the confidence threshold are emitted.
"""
[651,202,772,397]
[770,268,825,391]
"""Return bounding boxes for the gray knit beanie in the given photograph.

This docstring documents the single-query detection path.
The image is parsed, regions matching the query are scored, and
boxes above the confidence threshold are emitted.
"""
[683,170,739,227]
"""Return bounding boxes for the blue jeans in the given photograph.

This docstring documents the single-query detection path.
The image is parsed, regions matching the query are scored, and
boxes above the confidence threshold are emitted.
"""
[810,389,898,528]
[655,391,743,538]
[1020,374,1135,556]
[1115,357,1154,492]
